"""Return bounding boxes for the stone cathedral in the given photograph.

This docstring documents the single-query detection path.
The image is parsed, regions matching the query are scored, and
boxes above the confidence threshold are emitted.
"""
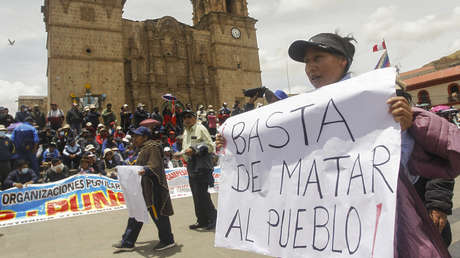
[41,0,262,113]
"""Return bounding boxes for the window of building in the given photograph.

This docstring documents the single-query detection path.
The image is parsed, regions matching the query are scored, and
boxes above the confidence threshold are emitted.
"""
[448,83,459,102]
[226,0,233,13]
[417,90,431,104]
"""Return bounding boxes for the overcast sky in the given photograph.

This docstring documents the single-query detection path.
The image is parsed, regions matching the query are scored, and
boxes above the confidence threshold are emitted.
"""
[1,0,459,113]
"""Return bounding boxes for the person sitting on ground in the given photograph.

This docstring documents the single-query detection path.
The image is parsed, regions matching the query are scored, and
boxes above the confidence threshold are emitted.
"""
[167,130,177,146]
[114,126,125,142]
[103,148,122,170]
[42,142,60,163]
[45,158,69,182]
[96,127,109,146]
[85,122,96,137]
[62,138,82,169]
[78,156,95,174]
[4,160,38,189]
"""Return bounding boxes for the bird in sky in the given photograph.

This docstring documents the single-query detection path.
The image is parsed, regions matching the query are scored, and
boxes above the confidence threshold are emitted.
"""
[8,39,15,46]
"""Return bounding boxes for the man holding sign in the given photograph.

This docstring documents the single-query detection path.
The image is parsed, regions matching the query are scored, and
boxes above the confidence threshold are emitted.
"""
[215,33,459,258]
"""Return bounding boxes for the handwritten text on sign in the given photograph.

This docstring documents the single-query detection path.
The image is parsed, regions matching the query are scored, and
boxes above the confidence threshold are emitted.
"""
[215,68,400,258]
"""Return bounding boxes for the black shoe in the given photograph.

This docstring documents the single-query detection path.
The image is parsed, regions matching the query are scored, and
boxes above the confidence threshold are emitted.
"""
[154,242,176,251]
[189,222,207,230]
[112,241,134,251]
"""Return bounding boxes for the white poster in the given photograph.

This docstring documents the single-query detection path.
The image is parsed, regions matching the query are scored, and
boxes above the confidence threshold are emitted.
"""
[117,166,151,223]
[215,68,401,258]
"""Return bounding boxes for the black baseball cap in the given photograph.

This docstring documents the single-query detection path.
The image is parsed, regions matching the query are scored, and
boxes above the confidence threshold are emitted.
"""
[289,33,355,71]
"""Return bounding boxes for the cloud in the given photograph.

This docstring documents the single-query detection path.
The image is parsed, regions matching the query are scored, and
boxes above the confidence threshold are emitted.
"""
[364,5,460,42]
[451,39,460,52]
[0,80,46,114]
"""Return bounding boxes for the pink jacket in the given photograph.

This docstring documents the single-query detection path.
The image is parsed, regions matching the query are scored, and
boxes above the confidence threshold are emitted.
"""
[395,108,460,258]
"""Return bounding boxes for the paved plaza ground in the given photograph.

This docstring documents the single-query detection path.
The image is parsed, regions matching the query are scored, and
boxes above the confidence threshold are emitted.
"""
[2,181,460,258]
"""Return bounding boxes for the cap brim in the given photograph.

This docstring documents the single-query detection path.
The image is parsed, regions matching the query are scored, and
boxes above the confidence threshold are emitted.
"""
[288,40,329,63]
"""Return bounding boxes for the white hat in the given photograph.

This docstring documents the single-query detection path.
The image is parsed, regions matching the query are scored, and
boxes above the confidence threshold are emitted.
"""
[103,148,113,158]
[97,123,104,128]
[86,122,92,127]
[111,147,119,152]
[122,137,130,143]
[116,126,122,130]
[163,146,171,152]
[85,144,95,152]
[84,106,90,112]
[90,104,96,109]
[0,125,7,132]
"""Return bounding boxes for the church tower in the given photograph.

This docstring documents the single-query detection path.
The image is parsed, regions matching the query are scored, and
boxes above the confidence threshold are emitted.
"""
[191,0,262,106]
[42,0,126,113]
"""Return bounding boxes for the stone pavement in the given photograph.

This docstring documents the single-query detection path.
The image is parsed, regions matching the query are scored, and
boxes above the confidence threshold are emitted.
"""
[0,194,264,258]
[2,181,460,258]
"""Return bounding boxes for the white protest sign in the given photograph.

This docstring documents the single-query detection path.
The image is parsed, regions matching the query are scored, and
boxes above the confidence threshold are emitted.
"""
[117,166,151,223]
[215,68,400,258]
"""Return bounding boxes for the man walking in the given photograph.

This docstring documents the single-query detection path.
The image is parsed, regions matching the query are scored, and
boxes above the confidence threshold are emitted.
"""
[113,126,175,251]
[178,110,217,230]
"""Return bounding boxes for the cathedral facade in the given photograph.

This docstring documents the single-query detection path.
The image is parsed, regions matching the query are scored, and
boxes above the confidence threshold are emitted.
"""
[42,0,262,113]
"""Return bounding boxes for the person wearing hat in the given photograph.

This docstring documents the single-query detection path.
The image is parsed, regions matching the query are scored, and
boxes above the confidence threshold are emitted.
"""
[15,105,31,123]
[66,103,83,134]
[150,106,163,126]
[120,104,132,132]
[0,125,15,189]
[133,103,149,128]
[31,104,46,130]
[47,103,65,131]
[177,110,217,230]
[44,158,69,182]
[196,104,207,126]
[114,126,126,141]
[4,159,38,189]
[102,148,121,179]
[62,137,82,169]
[216,32,457,257]
[218,102,231,124]
[42,142,60,163]
[85,104,100,130]
[0,107,13,127]
[113,126,175,251]
[102,103,116,128]
[206,108,217,137]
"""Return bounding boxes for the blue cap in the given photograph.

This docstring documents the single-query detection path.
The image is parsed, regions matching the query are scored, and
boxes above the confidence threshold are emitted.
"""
[131,126,151,137]
[274,90,288,100]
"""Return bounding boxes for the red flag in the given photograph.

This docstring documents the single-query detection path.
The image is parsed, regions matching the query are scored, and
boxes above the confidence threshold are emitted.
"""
[372,40,387,52]
[171,100,176,126]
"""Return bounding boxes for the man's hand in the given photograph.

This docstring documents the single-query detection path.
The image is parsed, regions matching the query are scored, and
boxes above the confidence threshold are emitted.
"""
[24,181,33,187]
[185,148,194,156]
[216,134,225,150]
[387,96,413,131]
[248,95,258,104]
[429,209,448,232]
[14,183,23,189]
[138,170,145,176]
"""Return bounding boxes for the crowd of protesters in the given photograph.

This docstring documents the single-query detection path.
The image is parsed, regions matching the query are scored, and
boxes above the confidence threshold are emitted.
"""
[0,98,268,191]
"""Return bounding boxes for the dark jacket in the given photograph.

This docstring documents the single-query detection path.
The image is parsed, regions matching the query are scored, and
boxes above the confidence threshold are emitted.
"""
[133,110,149,128]
[0,135,15,161]
[137,140,173,216]
[86,111,100,128]
[45,166,70,182]
[120,111,132,131]
[66,108,83,125]
[4,168,38,188]
[31,111,46,129]
[0,114,15,127]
